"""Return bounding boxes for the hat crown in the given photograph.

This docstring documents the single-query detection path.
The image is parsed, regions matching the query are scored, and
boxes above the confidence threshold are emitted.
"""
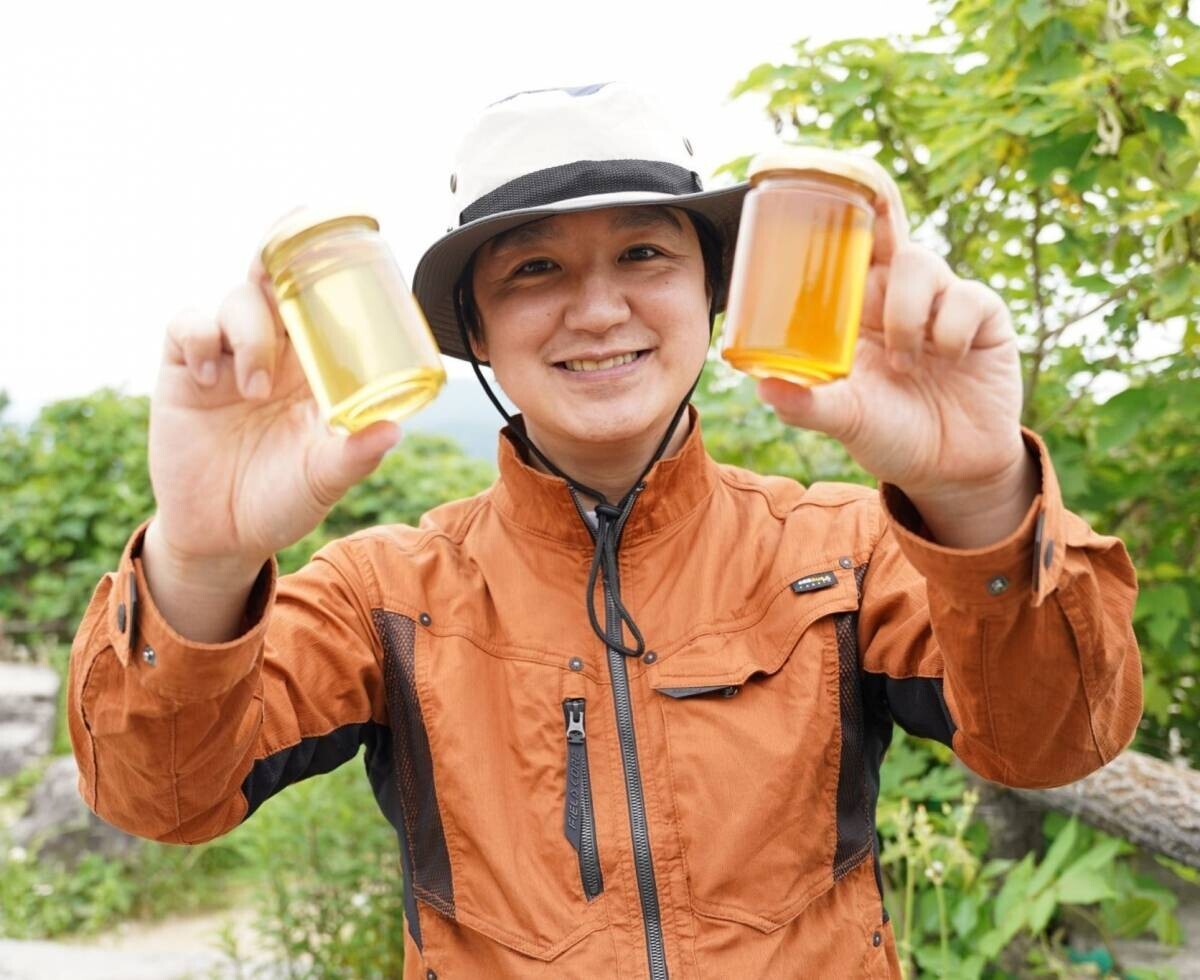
[449,81,698,226]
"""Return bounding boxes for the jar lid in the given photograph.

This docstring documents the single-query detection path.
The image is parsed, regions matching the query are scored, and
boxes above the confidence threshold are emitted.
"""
[746,146,883,198]
[260,208,380,277]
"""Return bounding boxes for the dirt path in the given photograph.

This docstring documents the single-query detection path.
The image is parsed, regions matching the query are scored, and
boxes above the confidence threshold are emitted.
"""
[0,906,281,979]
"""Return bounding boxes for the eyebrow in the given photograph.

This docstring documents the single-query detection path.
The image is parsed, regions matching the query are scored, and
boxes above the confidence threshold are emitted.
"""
[485,206,684,257]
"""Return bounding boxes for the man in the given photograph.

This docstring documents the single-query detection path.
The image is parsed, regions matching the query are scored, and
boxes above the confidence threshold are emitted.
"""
[67,82,1142,978]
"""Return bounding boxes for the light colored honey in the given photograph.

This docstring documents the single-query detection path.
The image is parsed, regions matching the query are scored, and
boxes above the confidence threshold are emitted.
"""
[722,166,876,385]
[269,224,445,432]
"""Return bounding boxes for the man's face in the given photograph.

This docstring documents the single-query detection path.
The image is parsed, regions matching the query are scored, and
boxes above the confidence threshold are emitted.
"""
[469,204,711,449]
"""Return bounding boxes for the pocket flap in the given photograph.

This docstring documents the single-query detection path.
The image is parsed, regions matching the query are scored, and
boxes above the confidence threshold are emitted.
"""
[651,563,860,693]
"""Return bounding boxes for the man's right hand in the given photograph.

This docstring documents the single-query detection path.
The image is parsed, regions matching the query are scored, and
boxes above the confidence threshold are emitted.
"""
[141,258,402,641]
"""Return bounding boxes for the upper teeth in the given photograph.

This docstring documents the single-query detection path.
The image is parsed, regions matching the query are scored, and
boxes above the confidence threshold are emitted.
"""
[564,352,639,372]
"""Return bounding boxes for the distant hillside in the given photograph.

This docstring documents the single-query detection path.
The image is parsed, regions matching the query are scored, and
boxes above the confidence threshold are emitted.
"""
[402,375,512,462]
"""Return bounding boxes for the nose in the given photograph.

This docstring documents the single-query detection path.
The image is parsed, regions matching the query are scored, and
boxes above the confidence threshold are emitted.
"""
[561,269,631,335]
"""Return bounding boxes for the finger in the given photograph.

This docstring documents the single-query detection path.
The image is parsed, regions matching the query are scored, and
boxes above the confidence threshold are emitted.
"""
[864,158,910,265]
[881,245,953,370]
[165,309,222,386]
[757,377,861,445]
[216,281,280,400]
[307,421,404,508]
[929,279,987,363]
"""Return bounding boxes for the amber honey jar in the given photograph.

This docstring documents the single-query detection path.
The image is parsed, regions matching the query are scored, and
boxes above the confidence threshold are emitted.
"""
[260,209,446,432]
[721,146,881,385]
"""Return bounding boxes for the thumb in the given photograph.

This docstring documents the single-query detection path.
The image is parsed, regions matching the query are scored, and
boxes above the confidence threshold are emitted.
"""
[308,421,403,507]
[757,378,859,443]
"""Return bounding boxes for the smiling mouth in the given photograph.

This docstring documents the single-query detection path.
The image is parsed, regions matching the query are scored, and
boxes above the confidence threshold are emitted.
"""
[556,350,649,373]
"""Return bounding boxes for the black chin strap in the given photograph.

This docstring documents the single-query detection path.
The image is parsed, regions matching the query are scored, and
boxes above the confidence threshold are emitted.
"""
[454,280,717,657]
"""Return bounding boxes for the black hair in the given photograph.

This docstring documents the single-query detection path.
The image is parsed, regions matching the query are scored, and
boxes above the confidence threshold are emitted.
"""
[454,207,726,355]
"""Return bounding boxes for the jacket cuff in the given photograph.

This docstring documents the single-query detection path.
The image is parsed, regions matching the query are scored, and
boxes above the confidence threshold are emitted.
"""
[879,427,1064,609]
[103,519,278,702]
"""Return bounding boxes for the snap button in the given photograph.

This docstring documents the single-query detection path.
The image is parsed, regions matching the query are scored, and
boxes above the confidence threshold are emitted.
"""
[426,970,437,980]
[642,650,657,664]
[116,603,127,633]
[987,575,1009,596]
[419,612,432,627]
[142,645,157,667]
[569,657,583,672]
[839,556,853,569]
[872,930,882,947]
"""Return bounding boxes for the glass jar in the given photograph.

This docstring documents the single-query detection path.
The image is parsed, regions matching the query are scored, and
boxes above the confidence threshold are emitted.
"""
[721,146,880,385]
[260,209,446,432]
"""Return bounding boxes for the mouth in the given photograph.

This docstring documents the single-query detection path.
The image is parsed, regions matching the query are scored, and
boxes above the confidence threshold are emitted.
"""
[554,349,652,376]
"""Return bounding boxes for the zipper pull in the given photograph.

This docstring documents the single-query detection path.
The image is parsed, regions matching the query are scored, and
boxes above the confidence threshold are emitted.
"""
[564,699,586,744]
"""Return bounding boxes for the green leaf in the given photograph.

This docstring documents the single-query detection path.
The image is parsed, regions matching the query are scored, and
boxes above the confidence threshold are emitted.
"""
[952,893,980,938]
[1017,0,1052,30]
[1106,896,1159,936]
[1028,131,1094,183]
[1028,888,1059,932]
[1026,816,1079,896]
[1056,867,1118,905]
[993,852,1036,930]
[1142,108,1188,148]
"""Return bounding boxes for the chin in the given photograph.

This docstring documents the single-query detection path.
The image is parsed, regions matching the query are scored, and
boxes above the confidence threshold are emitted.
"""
[535,399,671,447]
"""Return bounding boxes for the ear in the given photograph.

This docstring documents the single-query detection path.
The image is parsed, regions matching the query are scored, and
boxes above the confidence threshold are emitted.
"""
[467,326,489,364]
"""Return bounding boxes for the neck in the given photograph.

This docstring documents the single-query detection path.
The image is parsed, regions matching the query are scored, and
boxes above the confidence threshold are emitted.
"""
[520,409,693,510]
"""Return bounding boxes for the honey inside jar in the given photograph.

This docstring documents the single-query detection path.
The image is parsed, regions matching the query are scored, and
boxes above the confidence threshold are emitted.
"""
[721,150,879,385]
[262,211,446,432]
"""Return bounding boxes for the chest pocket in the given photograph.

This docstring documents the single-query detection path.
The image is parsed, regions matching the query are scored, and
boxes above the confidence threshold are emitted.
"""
[651,563,864,932]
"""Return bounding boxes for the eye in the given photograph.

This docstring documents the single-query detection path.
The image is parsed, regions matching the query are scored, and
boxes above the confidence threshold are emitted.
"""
[624,245,663,261]
[509,245,665,278]
[512,258,555,277]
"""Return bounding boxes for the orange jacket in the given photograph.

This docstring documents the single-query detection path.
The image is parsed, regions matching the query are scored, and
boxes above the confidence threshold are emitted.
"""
[67,406,1142,979]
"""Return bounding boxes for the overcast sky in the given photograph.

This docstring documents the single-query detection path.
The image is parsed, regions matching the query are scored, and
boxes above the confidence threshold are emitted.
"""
[0,0,936,422]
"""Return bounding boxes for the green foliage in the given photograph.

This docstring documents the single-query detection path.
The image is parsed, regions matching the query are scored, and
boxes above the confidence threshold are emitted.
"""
[0,821,249,939]
[875,734,1182,979]
[211,757,406,978]
[0,390,496,629]
[0,391,154,630]
[727,0,1200,768]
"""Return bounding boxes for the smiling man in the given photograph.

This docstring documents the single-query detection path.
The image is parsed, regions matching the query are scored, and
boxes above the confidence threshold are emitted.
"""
[67,82,1142,979]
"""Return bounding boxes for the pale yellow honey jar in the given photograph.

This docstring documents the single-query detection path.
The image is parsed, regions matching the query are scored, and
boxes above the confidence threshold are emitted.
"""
[260,209,446,432]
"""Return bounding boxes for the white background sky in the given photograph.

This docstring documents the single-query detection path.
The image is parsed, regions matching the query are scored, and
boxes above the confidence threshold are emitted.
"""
[0,0,936,423]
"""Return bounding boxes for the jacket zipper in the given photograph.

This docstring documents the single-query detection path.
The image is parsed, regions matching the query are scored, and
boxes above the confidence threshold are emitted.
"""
[563,699,603,899]
[571,485,669,980]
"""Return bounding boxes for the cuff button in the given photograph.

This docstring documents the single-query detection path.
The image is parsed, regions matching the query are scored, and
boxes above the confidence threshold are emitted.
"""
[987,575,1010,596]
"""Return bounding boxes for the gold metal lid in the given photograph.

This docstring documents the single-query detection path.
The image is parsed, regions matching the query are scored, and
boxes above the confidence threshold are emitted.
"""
[746,145,883,198]
[259,208,380,278]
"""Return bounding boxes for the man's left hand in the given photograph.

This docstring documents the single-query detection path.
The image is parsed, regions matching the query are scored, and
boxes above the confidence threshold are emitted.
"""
[756,158,1038,547]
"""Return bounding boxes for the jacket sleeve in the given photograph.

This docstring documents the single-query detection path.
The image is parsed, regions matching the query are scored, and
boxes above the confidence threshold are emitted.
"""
[65,519,386,844]
[857,427,1143,789]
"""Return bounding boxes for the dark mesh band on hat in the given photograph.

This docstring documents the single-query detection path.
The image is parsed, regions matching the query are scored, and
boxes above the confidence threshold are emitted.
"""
[460,159,702,225]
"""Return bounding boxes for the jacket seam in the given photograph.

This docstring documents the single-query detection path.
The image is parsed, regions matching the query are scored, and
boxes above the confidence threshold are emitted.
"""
[76,644,110,811]
[1052,577,1110,764]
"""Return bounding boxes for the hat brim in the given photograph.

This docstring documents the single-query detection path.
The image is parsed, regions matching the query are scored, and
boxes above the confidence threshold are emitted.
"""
[411,182,750,361]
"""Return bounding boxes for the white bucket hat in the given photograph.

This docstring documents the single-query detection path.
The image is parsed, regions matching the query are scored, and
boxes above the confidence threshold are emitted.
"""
[411,80,750,361]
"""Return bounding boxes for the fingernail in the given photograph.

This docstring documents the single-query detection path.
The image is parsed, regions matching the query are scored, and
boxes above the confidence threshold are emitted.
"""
[198,361,217,386]
[889,350,916,373]
[246,370,270,399]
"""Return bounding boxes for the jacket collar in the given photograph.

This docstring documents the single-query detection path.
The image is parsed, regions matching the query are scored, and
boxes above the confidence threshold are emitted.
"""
[491,404,719,549]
